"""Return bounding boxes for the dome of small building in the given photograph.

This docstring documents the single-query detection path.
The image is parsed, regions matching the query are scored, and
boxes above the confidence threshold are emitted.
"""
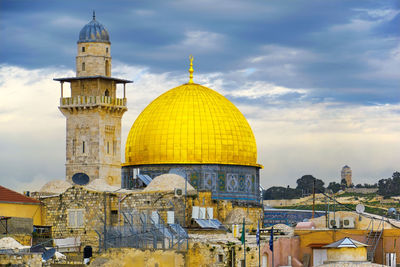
[124,83,260,167]
[78,14,110,44]
[39,180,72,194]
[143,174,196,193]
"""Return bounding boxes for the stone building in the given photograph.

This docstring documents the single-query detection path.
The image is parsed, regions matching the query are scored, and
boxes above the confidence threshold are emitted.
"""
[341,165,352,187]
[54,13,132,186]
[122,57,263,203]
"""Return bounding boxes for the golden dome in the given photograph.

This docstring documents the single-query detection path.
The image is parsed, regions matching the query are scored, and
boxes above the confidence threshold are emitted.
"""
[124,83,260,167]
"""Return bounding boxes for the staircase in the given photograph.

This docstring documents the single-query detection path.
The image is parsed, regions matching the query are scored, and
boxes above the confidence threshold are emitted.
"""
[365,217,384,262]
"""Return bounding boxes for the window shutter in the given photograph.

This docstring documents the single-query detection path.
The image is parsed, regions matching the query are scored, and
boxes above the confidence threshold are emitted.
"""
[77,210,84,227]
[69,211,76,227]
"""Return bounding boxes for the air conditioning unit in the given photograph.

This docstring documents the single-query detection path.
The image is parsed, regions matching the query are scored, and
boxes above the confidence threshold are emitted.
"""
[174,188,183,197]
[342,217,355,228]
[329,218,341,229]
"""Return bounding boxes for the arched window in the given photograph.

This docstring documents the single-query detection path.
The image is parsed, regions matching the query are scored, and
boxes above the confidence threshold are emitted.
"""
[82,62,85,71]
[105,89,109,96]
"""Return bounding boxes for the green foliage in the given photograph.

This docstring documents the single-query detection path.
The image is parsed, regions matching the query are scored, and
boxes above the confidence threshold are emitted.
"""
[296,175,325,194]
[378,172,400,197]
[327,182,341,193]
[355,183,378,188]
[263,186,302,200]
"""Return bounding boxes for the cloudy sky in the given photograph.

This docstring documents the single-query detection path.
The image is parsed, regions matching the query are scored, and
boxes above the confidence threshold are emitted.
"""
[0,0,399,192]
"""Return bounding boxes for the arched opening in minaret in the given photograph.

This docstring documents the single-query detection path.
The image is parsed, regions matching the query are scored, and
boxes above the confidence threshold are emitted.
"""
[105,60,110,76]
[105,89,109,96]
[82,62,85,71]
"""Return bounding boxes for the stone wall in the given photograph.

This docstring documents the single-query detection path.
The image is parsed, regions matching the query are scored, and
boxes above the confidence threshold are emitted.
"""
[89,248,185,267]
[187,240,259,267]
[76,42,111,77]
[88,242,260,267]
[345,188,378,194]
[61,107,125,185]
[40,186,186,252]
[0,253,42,267]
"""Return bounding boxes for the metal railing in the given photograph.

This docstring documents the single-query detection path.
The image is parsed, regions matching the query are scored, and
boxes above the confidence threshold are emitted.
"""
[366,217,384,262]
[60,96,126,107]
[96,209,188,252]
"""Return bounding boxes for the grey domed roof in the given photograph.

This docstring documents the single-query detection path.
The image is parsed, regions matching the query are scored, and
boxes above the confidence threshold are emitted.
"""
[78,13,110,44]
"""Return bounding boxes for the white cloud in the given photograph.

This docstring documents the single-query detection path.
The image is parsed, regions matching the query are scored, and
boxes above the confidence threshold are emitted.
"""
[0,64,399,193]
[225,81,307,100]
[237,102,400,187]
[51,16,87,28]
[249,45,317,64]
[330,8,400,32]
[362,42,400,80]
[164,30,225,53]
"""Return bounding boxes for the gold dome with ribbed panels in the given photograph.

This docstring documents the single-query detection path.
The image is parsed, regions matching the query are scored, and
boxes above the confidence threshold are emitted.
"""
[124,82,260,167]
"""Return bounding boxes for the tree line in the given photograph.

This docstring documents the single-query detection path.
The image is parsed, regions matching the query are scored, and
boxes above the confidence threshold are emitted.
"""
[263,172,400,200]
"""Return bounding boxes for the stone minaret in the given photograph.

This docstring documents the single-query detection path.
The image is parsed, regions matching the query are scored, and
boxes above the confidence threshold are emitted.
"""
[54,14,132,185]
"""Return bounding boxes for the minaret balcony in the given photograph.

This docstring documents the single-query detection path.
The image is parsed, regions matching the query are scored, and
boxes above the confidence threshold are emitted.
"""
[60,96,127,109]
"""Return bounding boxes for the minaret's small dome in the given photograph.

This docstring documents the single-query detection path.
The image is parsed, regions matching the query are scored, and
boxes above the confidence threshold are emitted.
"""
[78,14,110,44]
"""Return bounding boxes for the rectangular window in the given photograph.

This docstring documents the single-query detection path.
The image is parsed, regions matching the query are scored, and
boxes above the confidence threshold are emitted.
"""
[111,210,118,225]
[106,47,109,53]
[72,139,76,155]
[82,47,85,52]
[113,141,116,156]
[82,141,85,153]
[218,254,223,263]
[68,209,84,228]
[107,141,110,154]
[82,62,85,71]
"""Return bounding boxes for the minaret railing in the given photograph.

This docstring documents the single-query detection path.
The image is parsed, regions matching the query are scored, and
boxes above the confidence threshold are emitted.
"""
[60,96,126,107]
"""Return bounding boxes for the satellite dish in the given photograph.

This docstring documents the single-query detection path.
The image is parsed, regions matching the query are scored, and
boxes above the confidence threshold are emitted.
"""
[42,248,56,261]
[388,207,397,216]
[72,173,90,185]
[356,204,365,214]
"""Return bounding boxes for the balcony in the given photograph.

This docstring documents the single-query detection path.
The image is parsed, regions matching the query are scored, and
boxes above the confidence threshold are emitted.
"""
[60,96,127,109]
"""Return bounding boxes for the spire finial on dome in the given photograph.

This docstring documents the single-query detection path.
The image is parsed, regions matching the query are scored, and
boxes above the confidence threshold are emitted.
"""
[188,55,194,84]
[93,10,96,20]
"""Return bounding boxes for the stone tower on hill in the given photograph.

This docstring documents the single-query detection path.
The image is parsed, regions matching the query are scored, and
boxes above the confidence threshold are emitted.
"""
[341,165,352,187]
[54,13,132,186]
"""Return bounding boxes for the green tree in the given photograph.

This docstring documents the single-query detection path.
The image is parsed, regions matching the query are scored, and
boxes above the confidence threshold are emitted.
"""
[378,171,400,197]
[296,175,325,195]
[327,182,341,193]
[263,186,301,200]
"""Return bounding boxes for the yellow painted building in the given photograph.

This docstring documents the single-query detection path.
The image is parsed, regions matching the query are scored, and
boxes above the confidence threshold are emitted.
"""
[0,185,42,226]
